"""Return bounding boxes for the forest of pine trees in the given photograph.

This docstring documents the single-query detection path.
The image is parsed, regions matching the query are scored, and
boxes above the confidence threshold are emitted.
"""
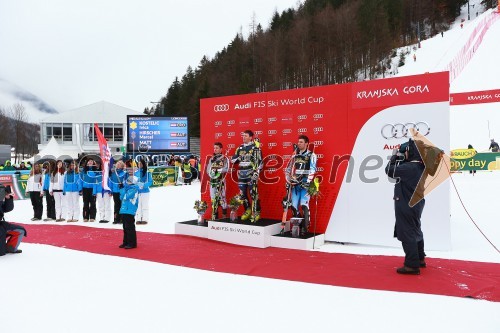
[146,0,496,137]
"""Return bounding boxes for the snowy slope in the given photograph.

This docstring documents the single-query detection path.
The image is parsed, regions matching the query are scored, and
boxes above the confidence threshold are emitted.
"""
[2,2,500,332]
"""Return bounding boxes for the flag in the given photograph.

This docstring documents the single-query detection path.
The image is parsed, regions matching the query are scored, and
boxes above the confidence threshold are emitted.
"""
[94,123,111,191]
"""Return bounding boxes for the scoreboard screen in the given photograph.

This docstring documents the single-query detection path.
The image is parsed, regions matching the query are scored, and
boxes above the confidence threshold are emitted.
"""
[127,115,189,152]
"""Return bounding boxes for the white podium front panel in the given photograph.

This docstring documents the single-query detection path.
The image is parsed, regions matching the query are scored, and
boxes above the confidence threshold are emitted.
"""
[207,220,282,248]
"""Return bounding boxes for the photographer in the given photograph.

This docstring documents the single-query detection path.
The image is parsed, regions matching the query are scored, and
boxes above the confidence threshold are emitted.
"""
[0,185,27,256]
[385,139,426,275]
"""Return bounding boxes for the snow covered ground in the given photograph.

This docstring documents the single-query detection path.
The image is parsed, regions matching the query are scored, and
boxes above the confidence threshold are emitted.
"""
[2,2,500,332]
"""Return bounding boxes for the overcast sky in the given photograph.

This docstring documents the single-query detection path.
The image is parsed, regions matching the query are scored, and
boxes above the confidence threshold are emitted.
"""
[0,0,300,114]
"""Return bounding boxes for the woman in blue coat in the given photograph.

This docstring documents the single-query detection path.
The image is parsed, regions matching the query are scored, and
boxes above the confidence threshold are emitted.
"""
[134,158,153,225]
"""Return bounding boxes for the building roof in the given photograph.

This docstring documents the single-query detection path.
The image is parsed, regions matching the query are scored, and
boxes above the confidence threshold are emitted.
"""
[40,101,142,123]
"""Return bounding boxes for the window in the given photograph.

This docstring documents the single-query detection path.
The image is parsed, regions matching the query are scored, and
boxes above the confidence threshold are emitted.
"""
[83,123,124,142]
[43,123,73,143]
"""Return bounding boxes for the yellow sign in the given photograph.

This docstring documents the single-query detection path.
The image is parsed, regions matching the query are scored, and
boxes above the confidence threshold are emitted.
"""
[450,148,476,160]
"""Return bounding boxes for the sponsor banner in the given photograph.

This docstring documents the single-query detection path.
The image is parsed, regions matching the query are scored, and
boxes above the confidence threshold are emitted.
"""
[148,166,177,187]
[0,173,28,200]
[450,89,500,105]
[207,220,282,248]
[201,72,450,249]
[450,151,500,171]
[351,72,449,109]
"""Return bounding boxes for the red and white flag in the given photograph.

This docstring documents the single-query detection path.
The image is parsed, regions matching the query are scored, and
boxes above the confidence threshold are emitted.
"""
[94,123,111,191]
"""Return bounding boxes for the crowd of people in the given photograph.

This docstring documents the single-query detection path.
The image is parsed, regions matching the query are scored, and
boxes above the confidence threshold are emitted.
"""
[25,157,152,226]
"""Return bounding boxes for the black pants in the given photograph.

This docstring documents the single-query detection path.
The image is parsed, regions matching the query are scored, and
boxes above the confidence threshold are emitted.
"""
[122,214,137,247]
[30,192,43,219]
[402,240,426,269]
[82,188,96,220]
[44,190,56,219]
[184,172,192,185]
[113,192,122,222]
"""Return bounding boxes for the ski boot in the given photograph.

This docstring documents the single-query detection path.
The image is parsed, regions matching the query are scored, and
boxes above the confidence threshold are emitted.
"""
[241,208,252,221]
[250,212,261,223]
[221,209,227,219]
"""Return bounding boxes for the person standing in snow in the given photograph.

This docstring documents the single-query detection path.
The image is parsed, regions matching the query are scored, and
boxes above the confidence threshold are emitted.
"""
[488,139,499,152]
[385,139,426,275]
[0,185,26,256]
[119,171,140,249]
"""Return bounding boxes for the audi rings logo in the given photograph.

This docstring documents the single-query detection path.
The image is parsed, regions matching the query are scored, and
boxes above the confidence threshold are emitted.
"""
[214,104,230,112]
[215,133,223,139]
[297,115,307,120]
[316,153,324,159]
[282,129,292,134]
[298,128,307,133]
[227,144,236,149]
[313,114,324,120]
[283,154,292,160]
[214,121,222,126]
[254,130,263,136]
[254,118,263,123]
[268,130,277,135]
[227,120,235,125]
[381,122,430,139]
[283,142,292,147]
[268,117,277,123]
[268,142,277,148]
[313,140,324,146]
[227,132,236,137]
[316,167,325,172]
[313,127,324,133]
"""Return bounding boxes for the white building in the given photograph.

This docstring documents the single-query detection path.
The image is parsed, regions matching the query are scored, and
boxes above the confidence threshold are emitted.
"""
[38,101,143,158]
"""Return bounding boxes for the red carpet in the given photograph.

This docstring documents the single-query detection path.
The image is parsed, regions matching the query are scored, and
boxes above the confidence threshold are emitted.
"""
[21,224,500,302]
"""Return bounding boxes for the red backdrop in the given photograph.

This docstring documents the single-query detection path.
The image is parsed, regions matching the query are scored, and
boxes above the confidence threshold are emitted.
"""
[200,72,449,234]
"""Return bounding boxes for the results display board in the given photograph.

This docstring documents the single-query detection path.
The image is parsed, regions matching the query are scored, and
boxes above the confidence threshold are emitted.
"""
[127,116,189,153]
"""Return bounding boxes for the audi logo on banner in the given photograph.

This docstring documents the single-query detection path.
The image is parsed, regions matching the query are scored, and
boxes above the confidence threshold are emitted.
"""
[227,144,236,149]
[283,154,292,160]
[214,104,230,112]
[254,118,263,123]
[313,114,324,120]
[214,121,222,126]
[254,130,263,136]
[268,117,277,123]
[283,142,292,147]
[282,129,292,134]
[297,115,307,120]
[313,140,324,146]
[268,130,277,135]
[313,127,324,133]
[227,132,236,138]
[268,142,277,148]
[215,133,223,139]
[316,167,325,172]
[316,153,324,159]
[381,122,430,139]
[227,120,235,125]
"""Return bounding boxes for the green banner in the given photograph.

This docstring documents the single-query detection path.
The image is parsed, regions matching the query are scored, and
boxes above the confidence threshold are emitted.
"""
[148,166,178,187]
[450,149,500,171]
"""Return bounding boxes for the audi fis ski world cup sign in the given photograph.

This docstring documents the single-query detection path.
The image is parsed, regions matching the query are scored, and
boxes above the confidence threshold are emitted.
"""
[127,115,189,152]
[200,72,451,250]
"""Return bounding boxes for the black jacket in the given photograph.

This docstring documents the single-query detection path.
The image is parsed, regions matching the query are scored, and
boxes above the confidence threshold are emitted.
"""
[385,159,425,243]
[1,197,26,256]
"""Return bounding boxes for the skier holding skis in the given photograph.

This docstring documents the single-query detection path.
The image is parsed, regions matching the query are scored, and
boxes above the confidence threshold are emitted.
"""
[285,135,317,235]
[207,142,229,220]
[231,130,262,222]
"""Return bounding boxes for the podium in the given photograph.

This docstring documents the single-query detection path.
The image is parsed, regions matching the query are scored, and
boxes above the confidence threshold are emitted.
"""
[175,218,324,250]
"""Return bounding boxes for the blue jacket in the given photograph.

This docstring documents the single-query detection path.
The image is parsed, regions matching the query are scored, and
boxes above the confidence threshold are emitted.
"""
[43,173,51,191]
[109,168,128,193]
[63,171,82,194]
[134,170,153,194]
[80,168,99,189]
[119,183,139,216]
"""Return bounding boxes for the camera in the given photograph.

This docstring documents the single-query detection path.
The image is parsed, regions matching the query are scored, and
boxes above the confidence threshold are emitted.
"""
[0,184,10,202]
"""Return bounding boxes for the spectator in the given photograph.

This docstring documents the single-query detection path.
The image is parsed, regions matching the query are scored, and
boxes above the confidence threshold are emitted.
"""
[110,160,128,224]
[3,161,15,171]
[81,159,98,222]
[467,144,477,175]
[1,185,26,256]
[25,163,43,221]
[489,139,499,152]
[64,161,82,222]
[42,161,56,221]
[49,160,66,222]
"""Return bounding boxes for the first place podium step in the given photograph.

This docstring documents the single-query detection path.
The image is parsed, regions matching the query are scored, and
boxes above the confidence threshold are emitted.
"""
[175,218,324,250]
